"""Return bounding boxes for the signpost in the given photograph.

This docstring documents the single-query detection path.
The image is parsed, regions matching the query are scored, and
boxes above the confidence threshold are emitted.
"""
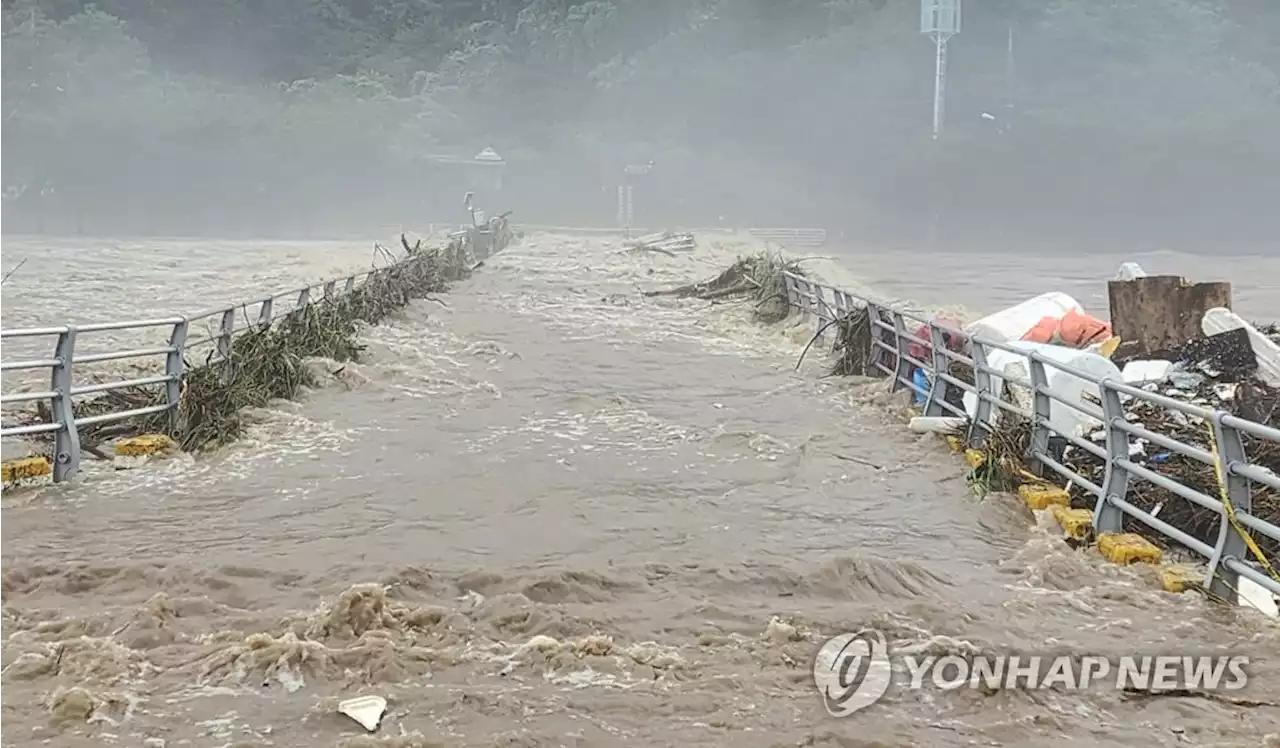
[920,0,961,140]
[618,162,653,239]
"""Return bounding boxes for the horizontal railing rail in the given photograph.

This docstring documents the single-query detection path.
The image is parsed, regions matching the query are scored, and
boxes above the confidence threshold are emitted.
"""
[781,271,1280,605]
[747,228,828,247]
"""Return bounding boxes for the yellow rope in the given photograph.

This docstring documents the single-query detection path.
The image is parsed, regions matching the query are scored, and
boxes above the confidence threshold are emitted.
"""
[1205,422,1280,583]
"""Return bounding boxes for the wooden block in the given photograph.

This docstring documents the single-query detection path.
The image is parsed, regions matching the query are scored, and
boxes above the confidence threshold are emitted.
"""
[1159,566,1201,593]
[1,456,52,484]
[1098,533,1163,565]
[1019,484,1070,511]
[1050,505,1094,540]
[115,434,177,457]
[1108,275,1231,356]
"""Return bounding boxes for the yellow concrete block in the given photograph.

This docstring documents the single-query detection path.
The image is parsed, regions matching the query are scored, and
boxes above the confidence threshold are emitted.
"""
[1,456,52,484]
[945,435,963,453]
[114,434,177,457]
[1019,484,1071,511]
[1050,505,1095,541]
[1097,533,1163,565]
[964,449,987,469]
[1159,566,1201,594]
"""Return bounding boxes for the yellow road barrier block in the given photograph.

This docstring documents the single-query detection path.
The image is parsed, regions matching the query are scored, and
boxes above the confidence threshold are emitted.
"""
[945,435,963,453]
[115,434,176,457]
[964,449,986,469]
[1019,484,1070,511]
[1050,505,1094,541]
[1159,566,1201,594]
[1098,533,1162,565]
[1,456,52,484]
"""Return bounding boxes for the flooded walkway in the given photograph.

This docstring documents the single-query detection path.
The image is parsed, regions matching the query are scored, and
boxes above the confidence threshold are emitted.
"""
[2,234,1277,747]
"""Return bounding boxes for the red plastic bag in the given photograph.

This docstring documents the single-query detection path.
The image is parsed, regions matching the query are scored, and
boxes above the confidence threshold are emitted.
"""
[908,317,965,366]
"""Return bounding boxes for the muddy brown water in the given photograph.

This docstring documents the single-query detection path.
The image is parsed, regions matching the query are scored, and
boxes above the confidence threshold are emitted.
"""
[2,234,1278,748]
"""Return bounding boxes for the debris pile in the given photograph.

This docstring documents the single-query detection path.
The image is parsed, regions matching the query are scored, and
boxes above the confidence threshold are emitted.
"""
[625,231,696,256]
[644,250,801,323]
[948,269,1280,568]
[1061,330,1280,562]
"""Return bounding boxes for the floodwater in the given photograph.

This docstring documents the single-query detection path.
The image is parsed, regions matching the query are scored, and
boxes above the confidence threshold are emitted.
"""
[1,234,1278,748]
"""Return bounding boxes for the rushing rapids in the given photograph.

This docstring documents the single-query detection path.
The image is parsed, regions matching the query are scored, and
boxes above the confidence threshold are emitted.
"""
[2,233,1279,747]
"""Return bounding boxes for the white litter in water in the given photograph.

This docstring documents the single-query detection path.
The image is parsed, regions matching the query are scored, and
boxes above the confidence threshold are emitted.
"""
[338,695,387,732]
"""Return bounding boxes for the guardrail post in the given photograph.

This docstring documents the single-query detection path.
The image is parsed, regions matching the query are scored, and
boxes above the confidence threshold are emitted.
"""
[967,341,994,448]
[51,326,80,483]
[324,280,336,298]
[1026,352,1053,475]
[865,302,888,377]
[166,318,188,434]
[258,297,274,328]
[217,308,236,382]
[1206,411,1252,601]
[344,276,356,295]
[889,310,910,393]
[1093,378,1130,534]
[923,322,951,417]
[296,288,310,309]
[812,285,828,345]
[784,274,800,310]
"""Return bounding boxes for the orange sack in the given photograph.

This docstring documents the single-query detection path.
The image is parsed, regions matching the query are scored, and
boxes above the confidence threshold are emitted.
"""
[1021,309,1112,348]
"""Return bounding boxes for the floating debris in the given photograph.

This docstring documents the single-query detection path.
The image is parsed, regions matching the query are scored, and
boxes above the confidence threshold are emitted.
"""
[338,695,387,732]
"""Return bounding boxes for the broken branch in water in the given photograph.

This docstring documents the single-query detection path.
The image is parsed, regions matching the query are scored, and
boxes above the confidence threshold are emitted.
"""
[832,452,883,470]
[795,317,843,371]
[372,243,398,267]
[2,257,28,285]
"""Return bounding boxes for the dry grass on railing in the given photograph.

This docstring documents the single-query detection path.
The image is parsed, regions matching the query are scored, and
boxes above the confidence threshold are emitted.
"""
[643,251,803,323]
[1050,388,1280,565]
[172,236,472,451]
[828,307,873,377]
[965,391,1033,498]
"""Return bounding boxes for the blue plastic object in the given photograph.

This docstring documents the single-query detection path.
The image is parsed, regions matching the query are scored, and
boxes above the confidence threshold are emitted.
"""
[913,368,930,405]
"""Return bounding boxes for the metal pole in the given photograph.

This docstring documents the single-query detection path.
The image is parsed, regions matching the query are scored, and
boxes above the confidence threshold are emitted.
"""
[625,185,634,239]
[931,33,949,140]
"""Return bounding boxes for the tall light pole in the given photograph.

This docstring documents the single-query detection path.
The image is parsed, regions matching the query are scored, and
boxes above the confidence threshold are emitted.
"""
[921,0,962,140]
[619,161,653,239]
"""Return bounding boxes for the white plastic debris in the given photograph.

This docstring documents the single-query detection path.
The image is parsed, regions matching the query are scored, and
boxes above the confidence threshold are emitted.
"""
[1121,360,1173,384]
[1238,576,1279,619]
[1201,308,1280,387]
[1115,262,1148,281]
[908,416,967,435]
[964,292,1084,344]
[963,341,1121,439]
[338,695,387,732]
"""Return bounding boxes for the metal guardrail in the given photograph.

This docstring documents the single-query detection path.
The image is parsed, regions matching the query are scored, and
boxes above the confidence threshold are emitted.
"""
[747,228,828,247]
[0,255,431,483]
[505,225,824,246]
[781,271,1280,604]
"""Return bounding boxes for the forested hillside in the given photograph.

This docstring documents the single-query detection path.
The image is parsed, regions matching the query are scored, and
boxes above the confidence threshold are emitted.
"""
[3,0,1279,247]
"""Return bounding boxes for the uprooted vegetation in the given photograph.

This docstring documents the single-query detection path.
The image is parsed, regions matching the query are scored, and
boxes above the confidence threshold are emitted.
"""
[644,251,802,323]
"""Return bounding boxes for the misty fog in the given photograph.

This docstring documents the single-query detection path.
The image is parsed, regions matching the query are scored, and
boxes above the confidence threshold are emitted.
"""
[3,0,1279,251]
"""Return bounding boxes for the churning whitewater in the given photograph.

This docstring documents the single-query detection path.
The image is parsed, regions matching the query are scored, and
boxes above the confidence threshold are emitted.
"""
[2,233,1278,748]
